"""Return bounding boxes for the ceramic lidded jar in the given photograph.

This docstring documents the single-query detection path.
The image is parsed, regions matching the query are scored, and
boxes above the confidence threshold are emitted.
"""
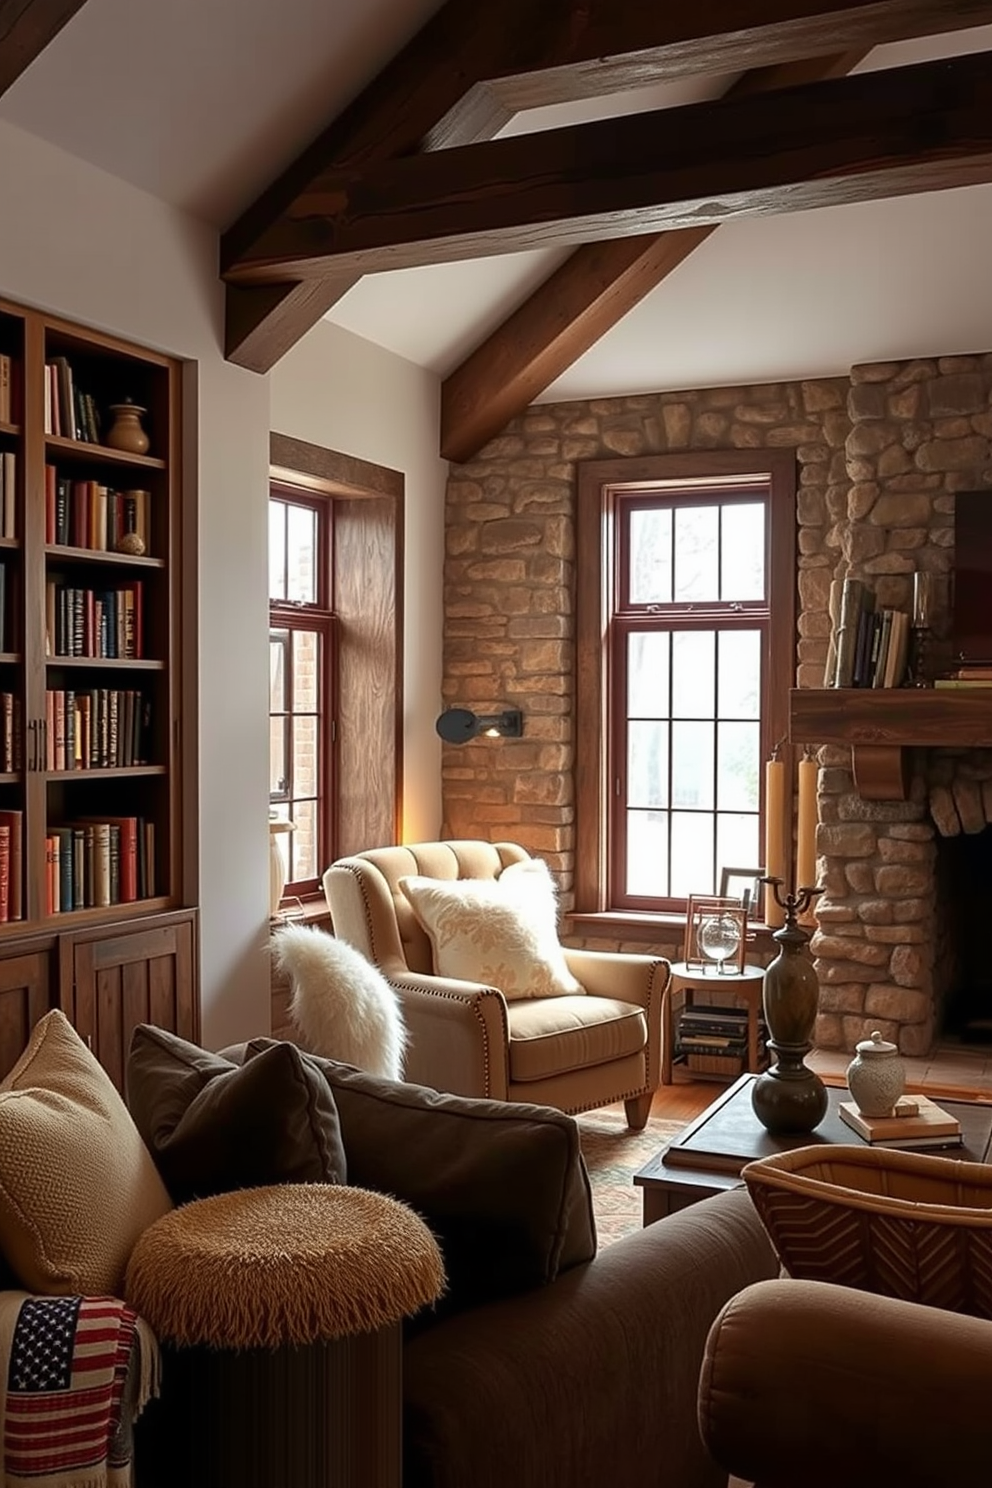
[846,1030,906,1118]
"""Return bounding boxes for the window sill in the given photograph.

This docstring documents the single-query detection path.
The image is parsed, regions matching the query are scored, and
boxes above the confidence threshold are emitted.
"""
[270,895,331,929]
[566,910,778,945]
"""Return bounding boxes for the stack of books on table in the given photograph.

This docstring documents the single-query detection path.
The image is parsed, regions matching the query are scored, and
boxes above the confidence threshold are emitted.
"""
[838,1095,963,1150]
[676,1004,767,1079]
[934,667,992,689]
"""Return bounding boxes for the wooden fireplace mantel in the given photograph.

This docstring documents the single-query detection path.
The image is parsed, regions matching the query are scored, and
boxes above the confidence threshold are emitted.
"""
[789,688,992,800]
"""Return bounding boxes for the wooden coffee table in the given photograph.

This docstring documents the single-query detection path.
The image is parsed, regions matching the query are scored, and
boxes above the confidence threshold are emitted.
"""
[635,1071,992,1225]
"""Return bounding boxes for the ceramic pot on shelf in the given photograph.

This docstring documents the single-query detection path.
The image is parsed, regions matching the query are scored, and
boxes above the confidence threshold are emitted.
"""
[268,819,296,918]
[105,398,150,455]
[846,1030,906,1118]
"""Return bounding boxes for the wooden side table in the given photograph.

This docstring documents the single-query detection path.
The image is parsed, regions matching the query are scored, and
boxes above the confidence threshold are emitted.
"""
[661,961,766,1085]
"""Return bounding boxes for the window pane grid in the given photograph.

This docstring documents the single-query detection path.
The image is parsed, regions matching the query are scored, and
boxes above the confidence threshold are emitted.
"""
[615,483,770,912]
[269,485,333,900]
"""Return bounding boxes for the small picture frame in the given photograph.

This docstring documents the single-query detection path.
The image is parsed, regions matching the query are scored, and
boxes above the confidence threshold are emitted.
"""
[719,867,764,920]
[684,895,748,975]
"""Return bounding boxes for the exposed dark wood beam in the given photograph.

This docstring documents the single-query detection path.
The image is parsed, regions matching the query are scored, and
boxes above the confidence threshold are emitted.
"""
[441,232,714,463]
[440,50,867,463]
[0,0,89,96]
[222,51,992,283]
[223,0,992,370]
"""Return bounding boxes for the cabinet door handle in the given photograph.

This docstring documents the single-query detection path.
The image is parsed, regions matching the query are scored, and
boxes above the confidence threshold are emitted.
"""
[39,718,47,772]
[27,719,37,772]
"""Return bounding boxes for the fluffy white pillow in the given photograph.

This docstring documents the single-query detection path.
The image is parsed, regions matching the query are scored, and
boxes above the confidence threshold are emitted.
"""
[398,857,583,1000]
[272,925,408,1080]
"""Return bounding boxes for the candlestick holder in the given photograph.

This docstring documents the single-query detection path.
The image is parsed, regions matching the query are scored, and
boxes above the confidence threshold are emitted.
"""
[751,877,828,1135]
[909,623,931,688]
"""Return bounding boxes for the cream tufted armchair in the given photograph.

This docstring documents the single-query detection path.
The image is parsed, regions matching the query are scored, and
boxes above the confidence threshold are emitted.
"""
[322,840,670,1130]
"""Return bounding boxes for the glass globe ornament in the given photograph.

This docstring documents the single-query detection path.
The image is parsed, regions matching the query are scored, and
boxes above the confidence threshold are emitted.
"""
[698,913,742,973]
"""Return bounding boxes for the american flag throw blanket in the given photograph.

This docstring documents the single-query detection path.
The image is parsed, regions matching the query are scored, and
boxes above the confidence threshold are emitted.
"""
[0,1294,159,1488]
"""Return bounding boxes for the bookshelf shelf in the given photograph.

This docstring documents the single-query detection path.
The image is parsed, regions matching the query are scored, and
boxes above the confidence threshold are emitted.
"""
[46,545,164,569]
[44,435,166,470]
[790,687,992,799]
[0,295,197,1080]
[44,765,167,779]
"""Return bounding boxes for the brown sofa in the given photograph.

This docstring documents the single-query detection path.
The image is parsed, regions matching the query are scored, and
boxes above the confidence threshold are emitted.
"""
[699,1277,992,1488]
[125,1027,778,1488]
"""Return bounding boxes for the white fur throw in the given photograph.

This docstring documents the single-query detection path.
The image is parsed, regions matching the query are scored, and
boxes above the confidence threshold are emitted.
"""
[272,925,408,1080]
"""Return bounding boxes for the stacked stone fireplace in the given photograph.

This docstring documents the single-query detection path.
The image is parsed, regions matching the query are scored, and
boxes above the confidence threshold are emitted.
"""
[806,354,992,1056]
[813,748,992,1057]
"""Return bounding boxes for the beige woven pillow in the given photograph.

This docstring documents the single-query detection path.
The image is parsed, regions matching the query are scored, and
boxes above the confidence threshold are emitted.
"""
[398,857,583,1000]
[0,1009,173,1294]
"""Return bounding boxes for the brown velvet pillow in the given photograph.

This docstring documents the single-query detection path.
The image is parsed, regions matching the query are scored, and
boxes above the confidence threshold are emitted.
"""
[127,1025,347,1204]
[245,1038,596,1316]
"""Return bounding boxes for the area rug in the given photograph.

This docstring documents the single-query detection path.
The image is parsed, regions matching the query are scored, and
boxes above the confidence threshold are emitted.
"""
[576,1110,684,1249]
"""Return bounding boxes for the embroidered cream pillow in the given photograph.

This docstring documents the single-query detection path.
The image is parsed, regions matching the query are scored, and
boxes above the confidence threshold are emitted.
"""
[398,857,584,1000]
[0,1009,173,1294]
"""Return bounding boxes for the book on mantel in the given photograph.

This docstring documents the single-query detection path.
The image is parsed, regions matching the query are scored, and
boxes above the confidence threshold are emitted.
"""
[838,1095,963,1149]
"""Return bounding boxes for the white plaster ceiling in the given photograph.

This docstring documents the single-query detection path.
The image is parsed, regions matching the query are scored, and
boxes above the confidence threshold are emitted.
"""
[3,3,992,402]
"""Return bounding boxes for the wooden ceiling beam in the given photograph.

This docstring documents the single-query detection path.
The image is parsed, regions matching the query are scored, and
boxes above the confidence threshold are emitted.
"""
[223,0,992,370]
[440,49,867,464]
[0,0,90,96]
[222,50,992,284]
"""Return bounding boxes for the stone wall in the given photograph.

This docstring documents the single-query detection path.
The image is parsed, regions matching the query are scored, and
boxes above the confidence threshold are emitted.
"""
[441,356,992,1048]
[808,355,992,1055]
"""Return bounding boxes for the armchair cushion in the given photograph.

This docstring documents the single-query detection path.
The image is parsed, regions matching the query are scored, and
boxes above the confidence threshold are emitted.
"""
[398,857,582,1000]
[0,1010,172,1295]
[127,1024,347,1203]
[507,996,647,1082]
[245,1039,596,1317]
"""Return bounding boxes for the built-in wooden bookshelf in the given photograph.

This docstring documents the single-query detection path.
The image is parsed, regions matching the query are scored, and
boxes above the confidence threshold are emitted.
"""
[0,297,196,1083]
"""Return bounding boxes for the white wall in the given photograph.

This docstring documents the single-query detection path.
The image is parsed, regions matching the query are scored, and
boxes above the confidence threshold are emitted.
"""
[269,318,446,841]
[0,119,271,1048]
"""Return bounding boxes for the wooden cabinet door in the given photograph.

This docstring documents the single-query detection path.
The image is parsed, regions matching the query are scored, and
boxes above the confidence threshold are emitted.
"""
[60,909,198,1092]
[0,943,56,1078]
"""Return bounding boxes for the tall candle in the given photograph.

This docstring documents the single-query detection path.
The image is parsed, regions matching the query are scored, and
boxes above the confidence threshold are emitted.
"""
[764,755,786,928]
[796,754,818,894]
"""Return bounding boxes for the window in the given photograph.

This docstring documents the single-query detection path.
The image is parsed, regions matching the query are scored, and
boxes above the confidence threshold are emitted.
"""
[269,484,335,897]
[576,452,795,919]
[268,432,404,910]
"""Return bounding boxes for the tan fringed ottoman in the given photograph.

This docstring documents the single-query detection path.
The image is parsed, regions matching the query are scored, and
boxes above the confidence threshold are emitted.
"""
[125,1183,445,1488]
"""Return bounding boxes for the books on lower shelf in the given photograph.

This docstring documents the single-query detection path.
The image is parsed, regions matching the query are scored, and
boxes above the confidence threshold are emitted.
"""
[44,816,155,913]
[838,1095,963,1149]
[676,1004,767,1077]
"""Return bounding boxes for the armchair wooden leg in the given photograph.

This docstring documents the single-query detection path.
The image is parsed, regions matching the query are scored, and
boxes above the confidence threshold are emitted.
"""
[624,1092,653,1131]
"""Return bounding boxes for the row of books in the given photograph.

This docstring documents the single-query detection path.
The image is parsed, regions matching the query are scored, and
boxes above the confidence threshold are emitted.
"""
[824,578,911,688]
[0,809,22,922]
[44,817,156,914]
[44,357,102,444]
[44,469,151,554]
[839,1095,962,1150]
[45,688,151,771]
[0,694,21,772]
[0,354,17,425]
[45,579,144,659]
[0,449,14,540]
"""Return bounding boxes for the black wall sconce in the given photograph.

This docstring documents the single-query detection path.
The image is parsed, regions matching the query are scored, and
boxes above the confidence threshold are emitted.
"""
[435,707,524,744]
